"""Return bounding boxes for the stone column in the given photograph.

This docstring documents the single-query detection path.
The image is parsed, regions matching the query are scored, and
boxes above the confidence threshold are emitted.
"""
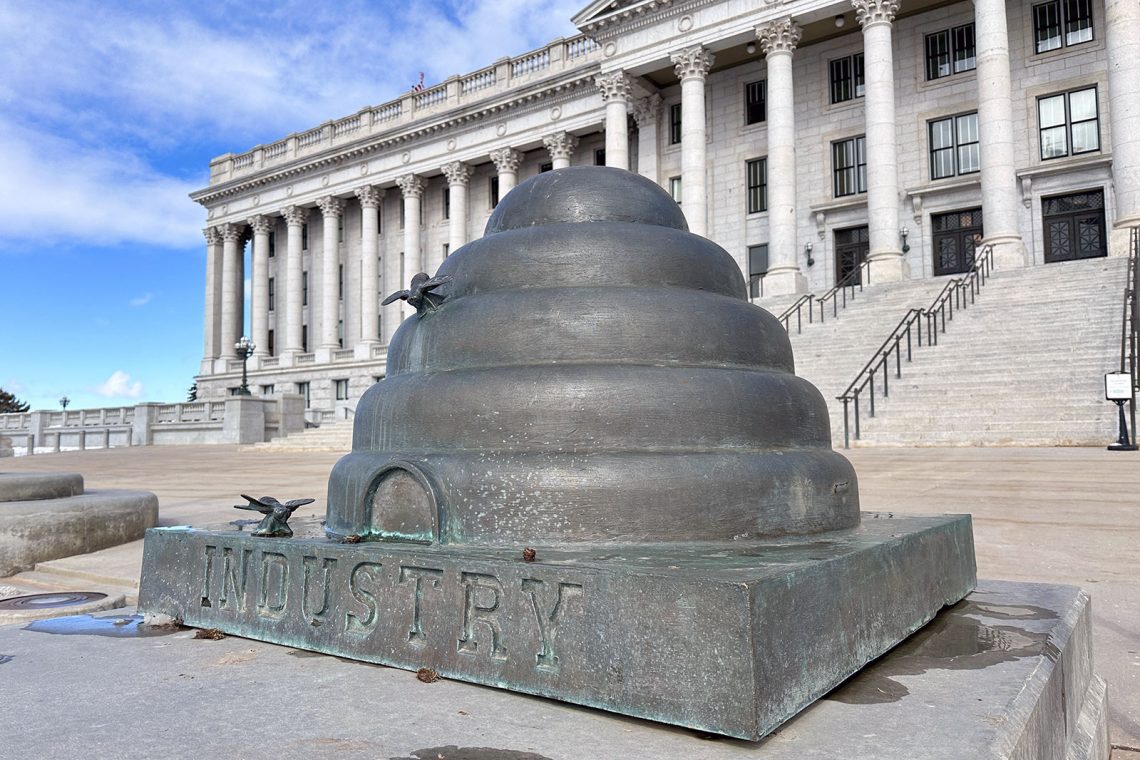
[354,185,384,347]
[396,174,425,324]
[757,19,808,295]
[490,148,522,198]
[381,194,403,347]
[201,227,223,369]
[442,161,473,259]
[632,95,661,184]
[248,215,271,356]
[670,46,714,238]
[1106,0,1140,232]
[316,196,345,349]
[219,222,245,358]
[282,206,308,354]
[595,72,632,170]
[543,132,579,171]
[974,0,1027,268]
[854,0,906,281]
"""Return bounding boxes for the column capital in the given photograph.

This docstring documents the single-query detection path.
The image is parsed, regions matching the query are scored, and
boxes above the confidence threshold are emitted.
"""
[670,46,714,82]
[595,71,632,102]
[203,226,222,246]
[489,148,522,174]
[247,214,272,235]
[218,222,245,243]
[316,195,345,219]
[441,161,474,186]
[852,0,900,28]
[282,205,309,227]
[396,173,425,199]
[542,132,580,161]
[354,185,385,208]
[631,94,662,127]
[756,17,803,55]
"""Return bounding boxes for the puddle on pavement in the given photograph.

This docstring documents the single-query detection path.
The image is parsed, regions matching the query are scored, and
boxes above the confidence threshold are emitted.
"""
[391,748,554,760]
[827,598,1053,705]
[23,614,182,638]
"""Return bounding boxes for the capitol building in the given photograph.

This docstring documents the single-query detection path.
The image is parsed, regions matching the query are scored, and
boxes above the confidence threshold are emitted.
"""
[191,0,1140,421]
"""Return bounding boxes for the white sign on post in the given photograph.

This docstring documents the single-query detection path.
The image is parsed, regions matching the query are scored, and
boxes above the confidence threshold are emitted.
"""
[1105,372,1133,401]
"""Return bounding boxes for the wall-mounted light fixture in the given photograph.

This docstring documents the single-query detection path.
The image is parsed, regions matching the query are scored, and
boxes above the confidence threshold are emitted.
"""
[804,241,815,267]
[835,14,846,27]
[899,226,910,253]
[745,42,757,55]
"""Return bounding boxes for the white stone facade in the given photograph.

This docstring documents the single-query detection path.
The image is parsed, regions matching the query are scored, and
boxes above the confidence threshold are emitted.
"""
[193,0,1139,419]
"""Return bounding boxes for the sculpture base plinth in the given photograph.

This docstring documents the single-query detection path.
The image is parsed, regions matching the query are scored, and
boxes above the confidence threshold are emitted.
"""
[137,512,975,740]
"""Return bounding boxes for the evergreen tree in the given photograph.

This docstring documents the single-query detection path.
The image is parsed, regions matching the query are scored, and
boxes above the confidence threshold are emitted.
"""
[0,388,30,413]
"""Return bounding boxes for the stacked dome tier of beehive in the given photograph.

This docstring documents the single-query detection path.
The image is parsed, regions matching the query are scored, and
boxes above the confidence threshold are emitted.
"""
[326,167,858,545]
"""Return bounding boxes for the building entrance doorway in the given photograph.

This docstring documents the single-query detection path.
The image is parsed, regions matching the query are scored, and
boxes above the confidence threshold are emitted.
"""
[1043,190,1107,263]
[834,225,869,285]
[932,208,983,276]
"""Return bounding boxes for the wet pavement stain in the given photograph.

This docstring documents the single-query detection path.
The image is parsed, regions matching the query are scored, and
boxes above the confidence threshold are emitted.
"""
[391,748,554,760]
[23,614,182,638]
[827,599,1052,705]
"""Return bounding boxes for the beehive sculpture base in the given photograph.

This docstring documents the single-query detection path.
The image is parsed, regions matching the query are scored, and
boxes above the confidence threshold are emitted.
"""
[137,512,975,740]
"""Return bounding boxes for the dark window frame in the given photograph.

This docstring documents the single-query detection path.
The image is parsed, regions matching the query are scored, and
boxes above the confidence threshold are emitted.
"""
[1033,0,1094,54]
[747,244,768,298]
[1037,86,1100,160]
[928,111,981,180]
[832,136,867,198]
[669,103,682,144]
[924,22,976,80]
[746,158,767,214]
[829,53,865,104]
[745,80,767,125]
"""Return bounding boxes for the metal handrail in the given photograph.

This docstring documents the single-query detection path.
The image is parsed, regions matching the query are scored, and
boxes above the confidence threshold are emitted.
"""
[815,259,871,323]
[1118,227,1140,440]
[777,294,814,334]
[836,244,994,448]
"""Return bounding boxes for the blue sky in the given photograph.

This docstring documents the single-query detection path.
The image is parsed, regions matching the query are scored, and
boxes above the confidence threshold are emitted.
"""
[0,0,581,411]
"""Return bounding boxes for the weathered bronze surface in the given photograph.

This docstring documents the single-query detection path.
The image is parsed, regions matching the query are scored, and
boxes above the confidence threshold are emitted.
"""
[138,167,977,740]
[234,495,315,538]
[327,167,858,545]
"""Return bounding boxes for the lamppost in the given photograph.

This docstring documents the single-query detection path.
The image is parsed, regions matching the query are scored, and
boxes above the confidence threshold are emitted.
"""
[235,336,255,396]
[59,396,70,410]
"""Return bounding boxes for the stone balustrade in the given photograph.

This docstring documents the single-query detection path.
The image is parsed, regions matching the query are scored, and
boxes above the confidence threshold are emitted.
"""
[209,34,602,184]
[0,396,305,455]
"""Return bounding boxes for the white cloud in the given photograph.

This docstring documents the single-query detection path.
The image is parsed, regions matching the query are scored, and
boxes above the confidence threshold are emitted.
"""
[94,371,144,399]
[129,293,153,307]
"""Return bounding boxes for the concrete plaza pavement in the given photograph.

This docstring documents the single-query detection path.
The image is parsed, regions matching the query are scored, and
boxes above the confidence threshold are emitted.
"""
[1,444,1137,756]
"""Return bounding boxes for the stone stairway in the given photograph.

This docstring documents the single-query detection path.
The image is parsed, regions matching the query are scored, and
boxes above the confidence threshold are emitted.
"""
[250,419,354,452]
[756,257,1127,447]
[757,275,959,440]
[843,257,1126,446]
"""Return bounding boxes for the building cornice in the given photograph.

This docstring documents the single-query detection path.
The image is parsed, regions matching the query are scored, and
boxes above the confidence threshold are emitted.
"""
[189,71,600,207]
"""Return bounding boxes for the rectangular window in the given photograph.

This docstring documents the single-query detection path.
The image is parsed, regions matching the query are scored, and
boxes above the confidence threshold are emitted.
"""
[540,162,553,173]
[745,80,767,125]
[594,147,606,166]
[400,202,405,229]
[748,244,769,298]
[260,384,275,396]
[335,379,349,401]
[669,103,682,144]
[442,186,450,219]
[489,176,500,208]
[338,319,343,348]
[268,277,275,311]
[1034,0,1093,53]
[268,231,276,258]
[267,329,274,356]
[301,325,308,353]
[338,264,344,301]
[337,216,344,243]
[929,112,980,179]
[296,381,310,408]
[443,243,450,259]
[301,223,309,250]
[1038,87,1099,159]
[302,271,308,306]
[832,136,867,197]
[746,158,767,214]
[925,23,976,80]
[669,176,682,204]
[829,53,864,104]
